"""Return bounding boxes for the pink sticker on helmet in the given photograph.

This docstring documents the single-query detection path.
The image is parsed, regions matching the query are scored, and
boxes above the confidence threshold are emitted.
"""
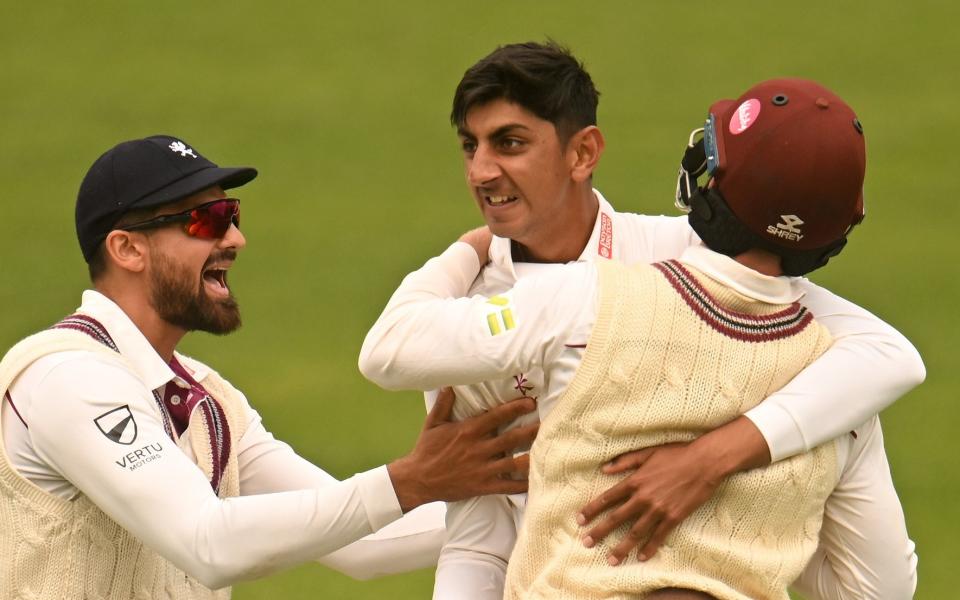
[729,99,761,135]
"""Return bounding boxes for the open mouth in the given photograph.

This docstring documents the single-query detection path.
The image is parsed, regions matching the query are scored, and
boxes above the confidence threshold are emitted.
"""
[202,267,230,298]
[484,194,518,207]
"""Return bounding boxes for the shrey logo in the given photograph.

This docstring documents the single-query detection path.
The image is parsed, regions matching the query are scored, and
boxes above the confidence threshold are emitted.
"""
[94,405,138,445]
[729,99,761,135]
[169,141,198,158]
[767,214,805,242]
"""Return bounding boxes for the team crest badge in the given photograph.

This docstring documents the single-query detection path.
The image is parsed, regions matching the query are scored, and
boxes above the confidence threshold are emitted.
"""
[168,140,198,158]
[94,405,138,445]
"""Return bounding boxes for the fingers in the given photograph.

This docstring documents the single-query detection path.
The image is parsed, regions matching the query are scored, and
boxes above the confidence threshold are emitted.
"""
[606,511,661,565]
[424,387,455,428]
[637,520,675,561]
[457,454,531,498]
[580,501,634,548]
[602,447,656,474]
[458,226,493,265]
[479,478,528,496]
[512,452,530,476]
[487,452,530,479]
[471,396,536,433]
[577,478,633,526]
[482,422,539,456]
[581,503,680,565]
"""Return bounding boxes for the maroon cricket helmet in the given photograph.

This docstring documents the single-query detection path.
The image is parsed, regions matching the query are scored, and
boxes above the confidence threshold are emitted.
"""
[676,78,867,275]
[709,78,865,250]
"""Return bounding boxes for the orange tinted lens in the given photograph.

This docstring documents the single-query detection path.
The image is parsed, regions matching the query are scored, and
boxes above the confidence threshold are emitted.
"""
[186,200,239,238]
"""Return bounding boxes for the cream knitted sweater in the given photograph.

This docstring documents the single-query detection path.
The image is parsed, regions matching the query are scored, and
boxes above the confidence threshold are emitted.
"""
[504,260,837,600]
[0,328,248,599]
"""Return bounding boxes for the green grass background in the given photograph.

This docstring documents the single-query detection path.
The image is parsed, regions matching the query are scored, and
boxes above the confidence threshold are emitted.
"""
[0,1,955,597]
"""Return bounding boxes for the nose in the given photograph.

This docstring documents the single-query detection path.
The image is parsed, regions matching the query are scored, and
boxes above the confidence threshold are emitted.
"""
[220,223,246,251]
[467,145,501,186]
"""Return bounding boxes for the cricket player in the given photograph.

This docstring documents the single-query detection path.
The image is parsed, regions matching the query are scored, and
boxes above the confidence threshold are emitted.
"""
[0,135,537,598]
[361,43,922,600]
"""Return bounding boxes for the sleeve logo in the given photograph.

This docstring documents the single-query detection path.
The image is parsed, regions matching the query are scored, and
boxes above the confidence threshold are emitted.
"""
[485,295,517,336]
[94,405,138,445]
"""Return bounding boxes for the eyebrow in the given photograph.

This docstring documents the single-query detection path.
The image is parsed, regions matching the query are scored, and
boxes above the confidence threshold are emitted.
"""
[458,123,533,140]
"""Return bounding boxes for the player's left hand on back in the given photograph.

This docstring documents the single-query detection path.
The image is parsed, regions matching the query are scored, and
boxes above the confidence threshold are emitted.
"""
[575,441,724,565]
[458,226,493,266]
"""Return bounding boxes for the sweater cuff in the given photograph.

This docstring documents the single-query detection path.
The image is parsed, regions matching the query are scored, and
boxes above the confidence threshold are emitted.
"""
[355,465,404,531]
[744,403,807,463]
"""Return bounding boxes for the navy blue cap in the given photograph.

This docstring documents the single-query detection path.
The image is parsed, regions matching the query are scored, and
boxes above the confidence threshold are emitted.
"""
[76,135,257,262]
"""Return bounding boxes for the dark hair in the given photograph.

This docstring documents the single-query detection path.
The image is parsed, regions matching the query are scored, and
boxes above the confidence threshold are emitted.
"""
[451,41,600,142]
[87,244,108,282]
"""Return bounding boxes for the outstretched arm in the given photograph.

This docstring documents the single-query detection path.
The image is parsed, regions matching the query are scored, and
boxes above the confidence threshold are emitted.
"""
[30,355,535,589]
[359,240,596,391]
[235,400,449,580]
[749,280,924,459]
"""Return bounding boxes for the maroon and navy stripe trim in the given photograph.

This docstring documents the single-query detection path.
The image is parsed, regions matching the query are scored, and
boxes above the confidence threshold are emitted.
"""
[152,390,175,441]
[51,314,175,443]
[51,314,119,352]
[198,396,231,494]
[4,391,28,428]
[168,357,231,494]
[41,313,229,491]
[653,260,812,342]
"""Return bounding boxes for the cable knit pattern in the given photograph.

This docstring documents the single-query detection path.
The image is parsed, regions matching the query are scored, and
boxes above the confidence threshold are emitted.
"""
[0,329,248,599]
[504,260,837,600]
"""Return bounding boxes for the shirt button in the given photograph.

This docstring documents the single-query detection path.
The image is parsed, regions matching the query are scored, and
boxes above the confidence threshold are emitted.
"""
[170,395,182,406]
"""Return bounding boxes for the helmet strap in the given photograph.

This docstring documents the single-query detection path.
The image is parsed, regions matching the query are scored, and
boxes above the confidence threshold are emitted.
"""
[687,187,851,276]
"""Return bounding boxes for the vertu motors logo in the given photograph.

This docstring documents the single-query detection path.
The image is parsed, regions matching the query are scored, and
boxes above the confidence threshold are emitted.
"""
[94,405,138,445]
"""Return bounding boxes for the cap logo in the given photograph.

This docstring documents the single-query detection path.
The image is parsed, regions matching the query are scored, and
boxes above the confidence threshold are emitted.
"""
[729,99,761,135]
[767,214,805,242]
[169,141,198,158]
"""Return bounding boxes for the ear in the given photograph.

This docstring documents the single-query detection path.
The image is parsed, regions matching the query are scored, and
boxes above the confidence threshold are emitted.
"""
[103,230,149,274]
[568,126,605,183]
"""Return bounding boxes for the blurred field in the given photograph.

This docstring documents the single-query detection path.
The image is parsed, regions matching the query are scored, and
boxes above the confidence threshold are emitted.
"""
[0,1,956,597]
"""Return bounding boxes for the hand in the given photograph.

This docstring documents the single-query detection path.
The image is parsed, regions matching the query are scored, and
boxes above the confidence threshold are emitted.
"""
[577,442,720,565]
[458,226,493,266]
[576,417,770,565]
[388,388,539,512]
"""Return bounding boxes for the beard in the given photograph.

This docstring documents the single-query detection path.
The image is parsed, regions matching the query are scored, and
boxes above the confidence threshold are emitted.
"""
[148,247,242,335]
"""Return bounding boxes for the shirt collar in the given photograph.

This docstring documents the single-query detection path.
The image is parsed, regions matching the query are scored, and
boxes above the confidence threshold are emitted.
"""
[487,188,613,276]
[578,189,616,261]
[76,290,176,390]
[678,244,805,304]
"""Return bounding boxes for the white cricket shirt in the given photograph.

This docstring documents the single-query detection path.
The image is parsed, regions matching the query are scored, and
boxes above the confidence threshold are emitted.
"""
[361,238,920,600]
[379,191,925,461]
[2,290,445,586]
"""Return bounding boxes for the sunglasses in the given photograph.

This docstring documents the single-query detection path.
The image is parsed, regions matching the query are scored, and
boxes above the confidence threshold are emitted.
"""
[120,198,240,239]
